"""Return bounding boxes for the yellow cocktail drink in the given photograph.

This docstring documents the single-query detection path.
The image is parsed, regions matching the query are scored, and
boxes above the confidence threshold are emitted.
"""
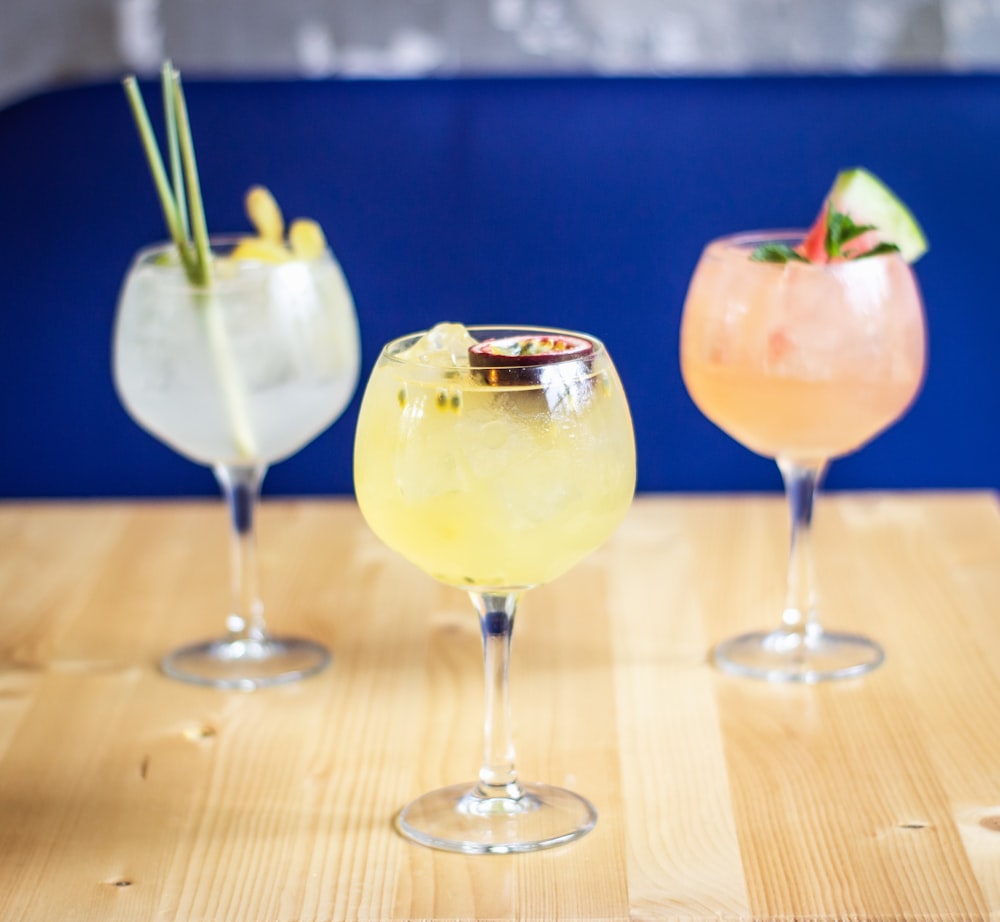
[355,324,636,589]
[355,323,635,854]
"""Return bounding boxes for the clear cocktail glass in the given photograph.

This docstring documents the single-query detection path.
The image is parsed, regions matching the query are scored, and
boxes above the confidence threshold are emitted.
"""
[354,323,636,853]
[113,237,360,689]
[680,230,927,682]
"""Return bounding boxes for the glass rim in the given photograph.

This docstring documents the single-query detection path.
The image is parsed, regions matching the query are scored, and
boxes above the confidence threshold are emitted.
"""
[703,228,909,265]
[381,324,609,370]
[123,244,269,296]
[708,228,807,248]
[127,235,332,281]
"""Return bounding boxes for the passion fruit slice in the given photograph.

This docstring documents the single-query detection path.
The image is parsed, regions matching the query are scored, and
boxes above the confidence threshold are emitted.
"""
[469,333,594,404]
[469,333,595,394]
[469,333,593,365]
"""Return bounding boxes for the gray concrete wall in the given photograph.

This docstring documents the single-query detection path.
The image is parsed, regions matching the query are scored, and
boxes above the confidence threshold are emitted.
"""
[3,0,999,107]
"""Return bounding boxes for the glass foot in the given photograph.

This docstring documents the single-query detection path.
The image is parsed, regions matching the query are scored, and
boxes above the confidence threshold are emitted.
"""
[160,636,330,690]
[396,782,597,854]
[712,627,884,683]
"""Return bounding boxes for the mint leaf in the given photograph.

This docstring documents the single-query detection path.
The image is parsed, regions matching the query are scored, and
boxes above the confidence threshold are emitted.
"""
[747,202,902,266]
[826,206,877,259]
[837,218,877,244]
[750,243,809,264]
[853,241,901,259]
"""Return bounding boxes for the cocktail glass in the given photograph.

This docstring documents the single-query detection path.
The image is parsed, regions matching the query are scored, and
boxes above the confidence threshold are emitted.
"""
[680,230,926,682]
[113,237,360,689]
[354,324,636,853]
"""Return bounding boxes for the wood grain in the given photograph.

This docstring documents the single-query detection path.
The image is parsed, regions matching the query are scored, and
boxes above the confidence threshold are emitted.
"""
[0,494,998,921]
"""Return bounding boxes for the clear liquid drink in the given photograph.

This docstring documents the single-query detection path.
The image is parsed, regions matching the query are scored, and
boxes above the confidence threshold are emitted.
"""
[112,238,361,689]
[114,241,360,467]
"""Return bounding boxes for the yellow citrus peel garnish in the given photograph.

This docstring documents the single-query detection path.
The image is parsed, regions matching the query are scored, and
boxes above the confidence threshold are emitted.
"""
[227,237,290,263]
[289,219,326,260]
[246,185,285,242]
[228,185,328,264]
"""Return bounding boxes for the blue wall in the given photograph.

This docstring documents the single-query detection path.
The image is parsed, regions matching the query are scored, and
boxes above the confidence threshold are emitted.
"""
[1,75,997,497]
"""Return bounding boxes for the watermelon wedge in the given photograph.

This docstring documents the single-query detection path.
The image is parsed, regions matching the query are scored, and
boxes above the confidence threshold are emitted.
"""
[752,168,928,265]
[802,168,928,264]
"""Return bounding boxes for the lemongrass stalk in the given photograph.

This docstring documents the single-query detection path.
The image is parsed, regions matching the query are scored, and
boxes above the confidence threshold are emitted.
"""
[161,61,189,240]
[171,72,212,287]
[198,288,259,460]
[167,72,257,458]
[123,66,257,460]
[122,75,197,280]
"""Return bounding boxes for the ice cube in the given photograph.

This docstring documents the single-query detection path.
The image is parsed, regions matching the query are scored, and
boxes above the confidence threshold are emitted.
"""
[401,322,476,368]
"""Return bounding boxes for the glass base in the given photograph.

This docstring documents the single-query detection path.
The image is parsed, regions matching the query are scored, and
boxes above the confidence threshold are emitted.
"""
[712,627,884,683]
[160,636,330,690]
[396,782,597,854]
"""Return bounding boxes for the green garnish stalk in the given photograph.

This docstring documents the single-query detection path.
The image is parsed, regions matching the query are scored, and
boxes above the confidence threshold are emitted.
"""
[170,69,213,284]
[199,291,259,460]
[122,63,208,284]
[160,65,189,241]
[123,62,257,459]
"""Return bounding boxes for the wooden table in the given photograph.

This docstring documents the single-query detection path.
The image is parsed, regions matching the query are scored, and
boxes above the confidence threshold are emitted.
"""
[1,493,999,921]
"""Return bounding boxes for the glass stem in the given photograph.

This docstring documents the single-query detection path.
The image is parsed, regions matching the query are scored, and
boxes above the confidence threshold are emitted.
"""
[777,459,826,638]
[469,591,523,801]
[214,464,268,645]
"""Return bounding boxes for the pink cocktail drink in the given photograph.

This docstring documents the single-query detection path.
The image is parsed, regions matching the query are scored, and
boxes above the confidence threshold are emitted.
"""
[681,231,926,466]
[679,169,929,684]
